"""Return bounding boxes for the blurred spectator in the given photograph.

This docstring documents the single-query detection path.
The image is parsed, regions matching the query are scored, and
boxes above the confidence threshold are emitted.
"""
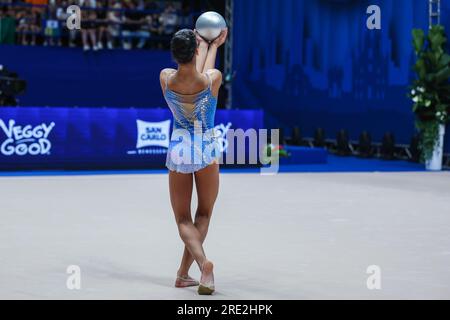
[29,10,42,42]
[80,0,98,51]
[16,6,41,46]
[107,0,122,49]
[0,4,16,45]
[1,5,14,45]
[159,3,177,36]
[15,7,30,45]
[44,2,61,46]
[56,0,73,47]
[58,0,79,47]
[140,1,157,47]
[178,4,192,29]
[121,0,148,50]
[149,13,161,35]
[95,0,108,50]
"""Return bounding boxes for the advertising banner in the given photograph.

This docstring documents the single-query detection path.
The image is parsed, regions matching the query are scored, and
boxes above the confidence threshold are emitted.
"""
[0,107,264,170]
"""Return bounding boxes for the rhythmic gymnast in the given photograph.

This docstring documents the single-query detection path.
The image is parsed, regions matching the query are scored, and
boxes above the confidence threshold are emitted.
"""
[160,28,228,295]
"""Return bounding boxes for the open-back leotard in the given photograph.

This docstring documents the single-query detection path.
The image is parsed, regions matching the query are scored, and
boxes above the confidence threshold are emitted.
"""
[164,72,221,174]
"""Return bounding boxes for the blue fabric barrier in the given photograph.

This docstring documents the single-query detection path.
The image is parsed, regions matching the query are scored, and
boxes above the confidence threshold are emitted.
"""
[233,0,450,152]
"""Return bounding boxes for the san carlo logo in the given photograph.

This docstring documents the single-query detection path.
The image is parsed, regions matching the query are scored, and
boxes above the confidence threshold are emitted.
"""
[0,119,55,156]
[127,119,232,156]
[128,119,171,155]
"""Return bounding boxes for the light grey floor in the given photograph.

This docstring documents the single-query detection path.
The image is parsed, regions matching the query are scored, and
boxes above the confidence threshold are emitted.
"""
[1,172,450,300]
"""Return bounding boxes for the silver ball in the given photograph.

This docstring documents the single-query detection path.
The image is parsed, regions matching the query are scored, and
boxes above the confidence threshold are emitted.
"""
[195,11,227,41]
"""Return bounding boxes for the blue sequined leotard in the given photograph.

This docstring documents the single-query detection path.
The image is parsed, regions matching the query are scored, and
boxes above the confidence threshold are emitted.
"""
[164,72,221,174]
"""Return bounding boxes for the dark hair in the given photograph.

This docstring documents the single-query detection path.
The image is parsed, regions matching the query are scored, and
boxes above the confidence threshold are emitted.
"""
[170,29,197,64]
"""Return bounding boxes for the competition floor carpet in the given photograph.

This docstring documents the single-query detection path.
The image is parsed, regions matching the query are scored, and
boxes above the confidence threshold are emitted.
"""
[1,167,449,299]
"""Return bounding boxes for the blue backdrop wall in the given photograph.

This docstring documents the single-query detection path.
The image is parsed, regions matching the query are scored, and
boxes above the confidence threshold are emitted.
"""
[0,45,174,108]
[233,0,450,149]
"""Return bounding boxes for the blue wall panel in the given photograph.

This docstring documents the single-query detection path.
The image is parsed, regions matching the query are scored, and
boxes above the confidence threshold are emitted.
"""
[0,45,175,108]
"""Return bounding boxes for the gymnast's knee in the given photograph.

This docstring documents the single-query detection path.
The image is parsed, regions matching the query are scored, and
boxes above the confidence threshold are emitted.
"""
[195,208,213,221]
[175,215,193,227]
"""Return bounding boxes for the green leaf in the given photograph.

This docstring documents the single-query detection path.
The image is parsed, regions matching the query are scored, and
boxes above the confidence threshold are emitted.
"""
[412,29,425,53]
[425,51,439,67]
[439,54,450,68]
[430,33,446,50]
[435,66,450,83]
[414,59,427,79]
[425,74,434,83]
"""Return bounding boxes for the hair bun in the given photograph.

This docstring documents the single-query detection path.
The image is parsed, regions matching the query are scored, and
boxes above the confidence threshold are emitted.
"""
[171,29,197,64]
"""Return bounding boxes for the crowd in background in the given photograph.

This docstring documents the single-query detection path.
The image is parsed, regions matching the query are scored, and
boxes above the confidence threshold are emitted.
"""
[0,0,194,50]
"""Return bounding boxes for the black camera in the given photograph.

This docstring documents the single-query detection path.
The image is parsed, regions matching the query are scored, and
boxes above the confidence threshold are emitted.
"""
[0,65,27,106]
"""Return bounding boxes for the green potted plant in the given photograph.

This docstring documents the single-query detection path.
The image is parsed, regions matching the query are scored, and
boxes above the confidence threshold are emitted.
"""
[410,25,450,170]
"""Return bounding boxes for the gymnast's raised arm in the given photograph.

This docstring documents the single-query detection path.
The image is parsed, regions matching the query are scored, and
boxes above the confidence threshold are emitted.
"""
[202,29,228,73]
[195,30,209,73]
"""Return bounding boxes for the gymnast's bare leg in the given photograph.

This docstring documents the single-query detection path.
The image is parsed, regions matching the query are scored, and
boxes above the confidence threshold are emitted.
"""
[175,164,219,287]
[169,165,219,290]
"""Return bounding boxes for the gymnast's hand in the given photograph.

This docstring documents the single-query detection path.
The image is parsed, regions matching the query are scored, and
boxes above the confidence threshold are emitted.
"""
[194,29,209,48]
[211,28,228,48]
